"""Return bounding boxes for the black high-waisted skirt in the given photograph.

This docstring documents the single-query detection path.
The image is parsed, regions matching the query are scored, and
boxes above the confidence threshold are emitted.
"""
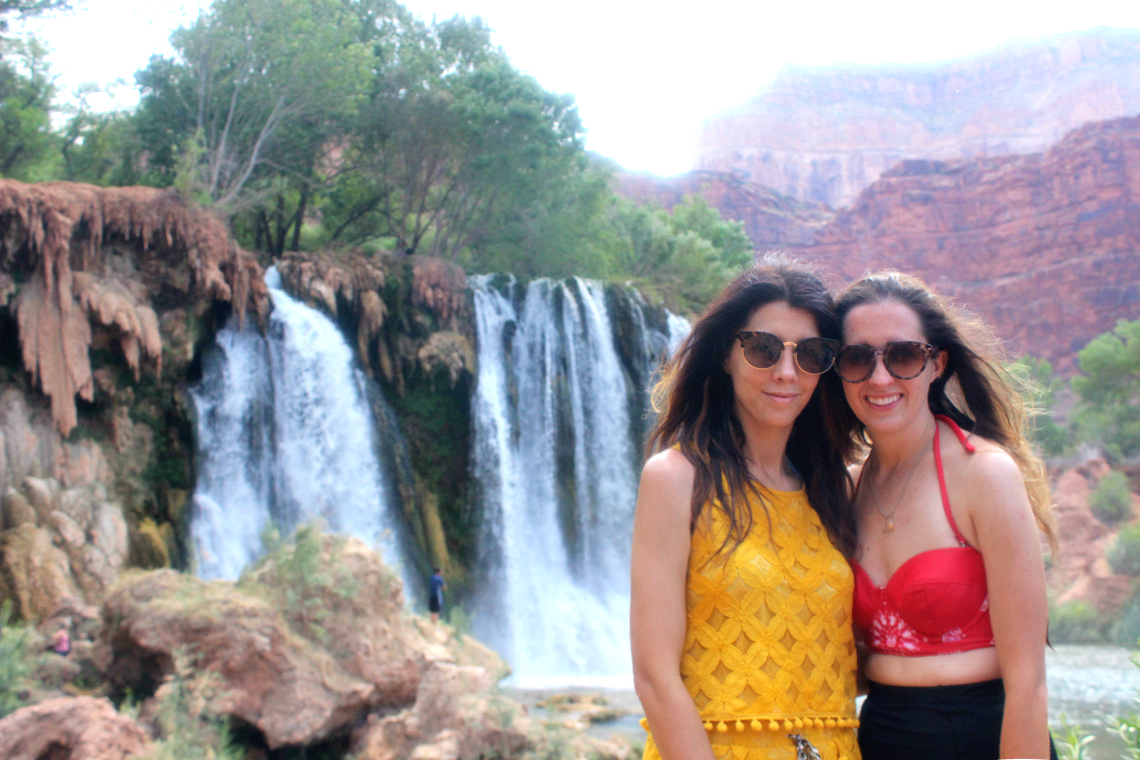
[858,679,1057,760]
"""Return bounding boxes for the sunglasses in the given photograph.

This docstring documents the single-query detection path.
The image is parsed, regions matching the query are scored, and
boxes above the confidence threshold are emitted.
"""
[734,331,840,375]
[835,341,940,383]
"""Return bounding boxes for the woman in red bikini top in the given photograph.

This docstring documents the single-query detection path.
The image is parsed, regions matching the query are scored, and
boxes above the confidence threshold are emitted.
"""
[834,272,1058,760]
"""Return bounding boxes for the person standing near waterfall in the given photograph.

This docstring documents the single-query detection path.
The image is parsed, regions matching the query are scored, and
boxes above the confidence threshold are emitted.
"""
[429,568,446,624]
[631,257,861,760]
[835,272,1056,760]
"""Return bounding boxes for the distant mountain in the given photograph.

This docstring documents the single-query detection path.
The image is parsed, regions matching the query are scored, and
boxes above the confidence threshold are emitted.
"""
[697,27,1140,208]
[788,115,1140,374]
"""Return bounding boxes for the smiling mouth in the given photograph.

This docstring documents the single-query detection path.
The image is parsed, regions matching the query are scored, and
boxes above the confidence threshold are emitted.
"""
[866,394,901,407]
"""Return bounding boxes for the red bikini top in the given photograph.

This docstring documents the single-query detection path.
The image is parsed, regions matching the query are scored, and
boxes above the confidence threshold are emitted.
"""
[851,416,995,656]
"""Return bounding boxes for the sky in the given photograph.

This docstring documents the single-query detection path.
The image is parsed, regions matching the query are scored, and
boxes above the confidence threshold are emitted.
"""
[17,0,1140,176]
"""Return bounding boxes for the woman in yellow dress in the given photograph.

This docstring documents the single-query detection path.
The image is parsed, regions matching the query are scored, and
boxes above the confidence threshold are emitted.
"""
[631,258,861,760]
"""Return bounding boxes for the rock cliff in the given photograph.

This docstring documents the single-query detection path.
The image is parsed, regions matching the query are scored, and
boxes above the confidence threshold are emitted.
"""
[617,170,834,247]
[788,115,1140,374]
[699,27,1140,207]
[0,180,268,621]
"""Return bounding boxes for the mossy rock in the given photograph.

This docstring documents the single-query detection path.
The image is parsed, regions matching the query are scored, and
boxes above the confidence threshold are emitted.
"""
[130,518,171,569]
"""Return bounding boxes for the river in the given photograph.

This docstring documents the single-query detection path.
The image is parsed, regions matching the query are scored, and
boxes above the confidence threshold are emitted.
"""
[506,644,1140,758]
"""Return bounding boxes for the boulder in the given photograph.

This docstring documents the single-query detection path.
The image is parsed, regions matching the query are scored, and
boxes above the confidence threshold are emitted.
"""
[351,662,532,760]
[0,696,150,760]
[0,523,85,620]
[0,477,129,617]
[243,534,507,704]
[2,487,36,529]
[99,569,375,749]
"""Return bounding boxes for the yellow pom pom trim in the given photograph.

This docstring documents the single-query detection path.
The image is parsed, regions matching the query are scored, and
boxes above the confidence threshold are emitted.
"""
[703,721,713,731]
[783,720,793,730]
[794,718,804,729]
[826,718,837,728]
[717,721,728,733]
[750,720,763,731]
[735,720,745,732]
[814,718,824,728]
[768,720,779,731]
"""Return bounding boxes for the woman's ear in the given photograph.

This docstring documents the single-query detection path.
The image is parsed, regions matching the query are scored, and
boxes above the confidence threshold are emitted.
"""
[932,347,948,379]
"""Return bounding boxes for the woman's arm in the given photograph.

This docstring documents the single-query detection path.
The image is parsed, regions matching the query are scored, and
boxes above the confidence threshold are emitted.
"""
[967,450,1050,760]
[630,449,717,760]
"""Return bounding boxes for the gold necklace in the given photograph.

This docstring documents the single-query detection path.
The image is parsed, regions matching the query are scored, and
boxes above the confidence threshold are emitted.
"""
[868,435,933,536]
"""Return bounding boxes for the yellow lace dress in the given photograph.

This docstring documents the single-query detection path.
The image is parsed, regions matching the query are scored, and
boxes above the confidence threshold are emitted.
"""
[642,486,861,760]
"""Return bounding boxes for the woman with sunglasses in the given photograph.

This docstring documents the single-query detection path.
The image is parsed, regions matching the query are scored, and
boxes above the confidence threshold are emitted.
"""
[834,272,1057,760]
[632,258,861,760]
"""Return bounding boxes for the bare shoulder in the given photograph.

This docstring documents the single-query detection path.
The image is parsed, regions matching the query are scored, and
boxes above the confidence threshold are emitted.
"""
[944,430,1030,524]
[959,437,1022,488]
[637,448,696,524]
[641,447,696,490]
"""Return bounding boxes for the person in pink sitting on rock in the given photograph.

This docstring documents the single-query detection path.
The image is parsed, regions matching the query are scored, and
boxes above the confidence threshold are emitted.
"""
[51,621,70,656]
[834,271,1058,760]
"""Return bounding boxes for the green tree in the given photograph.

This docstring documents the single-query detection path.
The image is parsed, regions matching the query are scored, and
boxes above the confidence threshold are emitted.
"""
[1072,319,1140,458]
[320,15,583,260]
[1008,355,1068,458]
[1109,524,1140,576]
[133,0,372,230]
[0,36,55,179]
[57,85,143,185]
[606,194,753,314]
[0,0,69,32]
[1090,471,1134,526]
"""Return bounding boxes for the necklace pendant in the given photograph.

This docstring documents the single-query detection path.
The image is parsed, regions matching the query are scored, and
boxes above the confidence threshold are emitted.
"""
[883,519,894,535]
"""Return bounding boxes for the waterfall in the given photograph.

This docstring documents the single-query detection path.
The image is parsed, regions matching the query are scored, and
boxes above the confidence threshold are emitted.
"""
[469,275,685,686]
[189,269,412,590]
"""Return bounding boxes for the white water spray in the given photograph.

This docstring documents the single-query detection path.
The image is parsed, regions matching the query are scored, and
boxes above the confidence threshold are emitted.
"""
[469,275,685,685]
[189,269,411,588]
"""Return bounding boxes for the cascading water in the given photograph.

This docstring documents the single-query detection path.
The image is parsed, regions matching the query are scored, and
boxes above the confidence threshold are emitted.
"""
[189,269,413,590]
[469,275,685,685]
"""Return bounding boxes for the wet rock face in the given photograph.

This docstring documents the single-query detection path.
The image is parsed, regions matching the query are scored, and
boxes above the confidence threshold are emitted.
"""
[276,251,475,578]
[789,116,1140,375]
[0,181,273,616]
[0,387,130,620]
[0,696,151,760]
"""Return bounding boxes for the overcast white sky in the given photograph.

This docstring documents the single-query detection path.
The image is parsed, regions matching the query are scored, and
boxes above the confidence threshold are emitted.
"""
[17,0,1140,175]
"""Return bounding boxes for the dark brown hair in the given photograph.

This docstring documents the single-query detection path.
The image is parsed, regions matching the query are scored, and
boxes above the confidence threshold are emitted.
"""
[648,255,859,557]
[834,271,1056,549]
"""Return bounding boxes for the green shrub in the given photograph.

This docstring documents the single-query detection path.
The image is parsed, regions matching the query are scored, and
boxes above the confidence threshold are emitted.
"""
[0,602,37,717]
[1110,525,1140,576]
[137,650,242,760]
[1091,471,1134,526]
[1114,595,1140,648]
[1054,715,1096,760]
[447,605,472,637]
[1049,600,1110,644]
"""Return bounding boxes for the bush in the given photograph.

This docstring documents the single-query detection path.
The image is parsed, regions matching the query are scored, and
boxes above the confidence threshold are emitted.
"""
[1109,525,1140,576]
[1049,600,1110,644]
[1112,595,1140,648]
[0,602,37,717]
[136,649,242,760]
[1091,471,1134,526]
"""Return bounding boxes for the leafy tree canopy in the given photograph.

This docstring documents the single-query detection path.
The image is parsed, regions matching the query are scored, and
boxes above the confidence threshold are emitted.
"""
[1,0,756,314]
[1072,319,1140,459]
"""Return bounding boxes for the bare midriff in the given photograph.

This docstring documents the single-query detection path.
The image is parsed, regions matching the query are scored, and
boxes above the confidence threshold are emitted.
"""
[866,646,1001,687]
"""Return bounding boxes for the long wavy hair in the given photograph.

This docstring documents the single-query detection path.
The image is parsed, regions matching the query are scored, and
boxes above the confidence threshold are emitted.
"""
[834,271,1057,550]
[648,255,859,558]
